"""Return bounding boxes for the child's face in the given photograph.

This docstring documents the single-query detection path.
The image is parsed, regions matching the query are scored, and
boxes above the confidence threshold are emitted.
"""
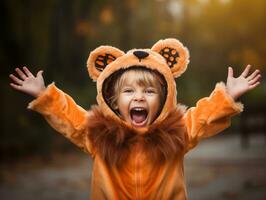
[116,75,161,128]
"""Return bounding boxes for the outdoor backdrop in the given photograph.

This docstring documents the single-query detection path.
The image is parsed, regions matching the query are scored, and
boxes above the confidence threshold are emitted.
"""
[1,0,265,160]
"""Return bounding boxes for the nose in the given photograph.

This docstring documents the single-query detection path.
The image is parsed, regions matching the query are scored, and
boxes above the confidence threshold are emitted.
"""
[133,51,149,60]
[133,91,145,101]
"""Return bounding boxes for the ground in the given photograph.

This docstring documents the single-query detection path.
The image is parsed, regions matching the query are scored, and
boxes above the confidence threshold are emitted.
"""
[1,134,266,200]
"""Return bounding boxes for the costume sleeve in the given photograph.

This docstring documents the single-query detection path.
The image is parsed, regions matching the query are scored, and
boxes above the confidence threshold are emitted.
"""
[183,82,243,152]
[28,83,95,156]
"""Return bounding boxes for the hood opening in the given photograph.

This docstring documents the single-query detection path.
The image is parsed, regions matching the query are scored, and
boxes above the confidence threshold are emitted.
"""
[102,66,167,123]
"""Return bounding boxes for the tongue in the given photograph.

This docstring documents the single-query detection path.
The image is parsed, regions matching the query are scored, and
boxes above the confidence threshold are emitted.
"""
[132,113,146,123]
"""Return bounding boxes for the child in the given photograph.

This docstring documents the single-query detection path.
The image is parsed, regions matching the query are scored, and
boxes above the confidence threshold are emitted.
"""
[9,39,261,199]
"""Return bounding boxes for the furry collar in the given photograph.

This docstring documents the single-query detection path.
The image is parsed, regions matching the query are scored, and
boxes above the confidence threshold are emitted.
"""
[87,104,187,168]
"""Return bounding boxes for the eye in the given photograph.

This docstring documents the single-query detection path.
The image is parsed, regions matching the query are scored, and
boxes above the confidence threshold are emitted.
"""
[122,88,134,93]
[145,88,156,94]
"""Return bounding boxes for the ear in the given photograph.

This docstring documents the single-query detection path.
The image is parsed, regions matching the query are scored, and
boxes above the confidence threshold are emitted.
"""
[87,46,125,81]
[152,38,190,78]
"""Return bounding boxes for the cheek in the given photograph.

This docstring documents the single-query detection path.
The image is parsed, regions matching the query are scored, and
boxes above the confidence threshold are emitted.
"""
[117,95,131,109]
[148,96,161,110]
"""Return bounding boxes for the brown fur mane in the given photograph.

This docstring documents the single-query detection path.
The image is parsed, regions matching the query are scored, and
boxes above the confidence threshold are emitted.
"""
[87,105,187,168]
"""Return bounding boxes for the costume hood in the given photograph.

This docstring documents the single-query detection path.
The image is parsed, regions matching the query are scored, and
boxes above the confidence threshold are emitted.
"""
[87,38,189,133]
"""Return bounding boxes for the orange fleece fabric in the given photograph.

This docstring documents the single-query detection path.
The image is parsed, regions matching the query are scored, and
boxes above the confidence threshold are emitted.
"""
[28,39,243,199]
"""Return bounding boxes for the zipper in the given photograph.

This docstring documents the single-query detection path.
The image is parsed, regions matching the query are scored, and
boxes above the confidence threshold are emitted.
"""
[135,150,141,200]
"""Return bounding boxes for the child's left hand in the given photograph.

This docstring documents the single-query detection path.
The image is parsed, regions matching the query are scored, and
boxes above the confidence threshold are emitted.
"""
[226,64,261,100]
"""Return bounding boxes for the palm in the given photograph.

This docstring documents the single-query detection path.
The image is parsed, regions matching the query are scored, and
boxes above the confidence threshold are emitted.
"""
[21,76,44,94]
[9,67,46,97]
[226,65,261,100]
[227,76,249,96]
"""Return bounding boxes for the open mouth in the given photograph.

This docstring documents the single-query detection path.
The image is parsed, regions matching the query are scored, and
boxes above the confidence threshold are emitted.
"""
[130,107,148,127]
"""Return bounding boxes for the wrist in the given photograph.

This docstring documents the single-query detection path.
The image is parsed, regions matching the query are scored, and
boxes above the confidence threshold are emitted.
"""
[226,87,238,101]
[34,86,46,98]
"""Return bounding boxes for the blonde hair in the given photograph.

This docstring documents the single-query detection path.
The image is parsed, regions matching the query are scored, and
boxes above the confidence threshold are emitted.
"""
[106,67,166,111]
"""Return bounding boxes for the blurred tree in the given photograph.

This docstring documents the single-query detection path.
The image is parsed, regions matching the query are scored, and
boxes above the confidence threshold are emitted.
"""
[1,0,265,159]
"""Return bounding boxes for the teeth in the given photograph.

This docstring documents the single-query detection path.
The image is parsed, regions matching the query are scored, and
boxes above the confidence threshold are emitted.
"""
[132,108,145,111]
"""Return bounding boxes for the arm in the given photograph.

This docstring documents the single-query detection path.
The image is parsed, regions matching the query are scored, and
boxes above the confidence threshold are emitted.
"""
[9,67,95,155]
[184,65,261,152]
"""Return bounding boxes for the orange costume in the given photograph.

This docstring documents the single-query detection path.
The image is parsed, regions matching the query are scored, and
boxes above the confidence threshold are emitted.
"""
[28,39,243,199]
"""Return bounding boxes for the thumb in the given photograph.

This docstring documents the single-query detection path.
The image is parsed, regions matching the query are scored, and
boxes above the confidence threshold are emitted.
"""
[36,70,44,77]
[227,67,234,78]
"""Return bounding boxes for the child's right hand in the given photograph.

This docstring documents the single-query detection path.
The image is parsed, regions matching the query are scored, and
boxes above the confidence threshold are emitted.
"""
[9,67,46,97]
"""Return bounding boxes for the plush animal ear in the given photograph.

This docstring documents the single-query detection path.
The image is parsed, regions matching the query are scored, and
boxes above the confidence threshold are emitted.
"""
[87,46,125,81]
[152,38,190,78]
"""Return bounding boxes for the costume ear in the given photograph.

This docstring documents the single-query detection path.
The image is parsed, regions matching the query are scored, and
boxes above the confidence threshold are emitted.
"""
[87,46,125,81]
[152,38,190,78]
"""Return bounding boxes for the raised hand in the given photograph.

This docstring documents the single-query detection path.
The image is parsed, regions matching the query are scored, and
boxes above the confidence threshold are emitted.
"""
[9,67,46,97]
[226,65,261,100]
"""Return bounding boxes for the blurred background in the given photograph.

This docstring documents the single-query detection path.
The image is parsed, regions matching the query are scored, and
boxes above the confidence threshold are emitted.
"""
[1,0,265,199]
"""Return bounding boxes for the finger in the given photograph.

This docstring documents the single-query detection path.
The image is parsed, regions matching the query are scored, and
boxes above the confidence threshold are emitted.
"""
[241,64,251,78]
[36,70,43,77]
[9,74,23,85]
[10,83,23,91]
[248,74,261,85]
[23,66,34,77]
[247,69,260,81]
[248,82,260,90]
[228,67,234,78]
[15,68,27,80]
